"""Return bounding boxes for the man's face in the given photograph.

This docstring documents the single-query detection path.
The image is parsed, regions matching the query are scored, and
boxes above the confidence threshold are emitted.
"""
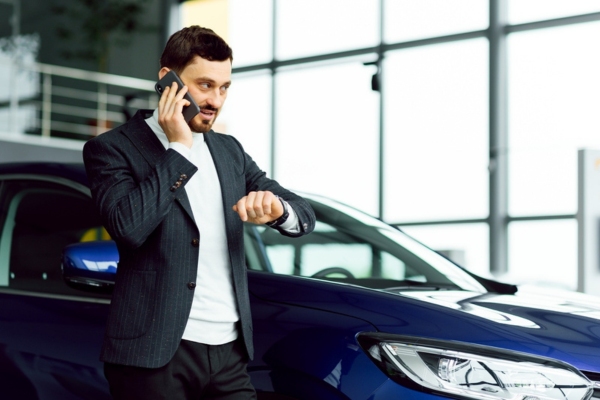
[177,56,232,133]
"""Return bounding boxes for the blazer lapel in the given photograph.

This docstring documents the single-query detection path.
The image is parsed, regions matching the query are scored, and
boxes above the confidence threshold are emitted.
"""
[121,110,165,165]
[121,110,195,223]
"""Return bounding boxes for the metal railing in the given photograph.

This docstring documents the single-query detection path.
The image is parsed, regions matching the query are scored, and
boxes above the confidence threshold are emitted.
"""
[2,62,158,139]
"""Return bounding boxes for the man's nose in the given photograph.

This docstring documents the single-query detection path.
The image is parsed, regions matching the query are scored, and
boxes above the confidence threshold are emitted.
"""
[205,89,224,109]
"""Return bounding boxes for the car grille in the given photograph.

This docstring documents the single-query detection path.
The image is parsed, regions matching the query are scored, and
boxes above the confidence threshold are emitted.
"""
[582,371,600,398]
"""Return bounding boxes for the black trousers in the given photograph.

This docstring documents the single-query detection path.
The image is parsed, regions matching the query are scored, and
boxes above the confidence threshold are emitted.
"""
[104,339,257,400]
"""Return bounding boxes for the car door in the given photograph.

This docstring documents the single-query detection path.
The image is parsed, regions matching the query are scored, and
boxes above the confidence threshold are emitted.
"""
[0,175,111,400]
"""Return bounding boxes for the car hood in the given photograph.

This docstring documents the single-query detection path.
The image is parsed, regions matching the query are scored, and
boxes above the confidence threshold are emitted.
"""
[249,272,600,374]
[398,286,600,331]
[396,288,600,370]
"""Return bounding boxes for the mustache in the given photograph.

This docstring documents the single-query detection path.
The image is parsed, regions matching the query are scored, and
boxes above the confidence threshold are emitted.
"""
[200,105,218,112]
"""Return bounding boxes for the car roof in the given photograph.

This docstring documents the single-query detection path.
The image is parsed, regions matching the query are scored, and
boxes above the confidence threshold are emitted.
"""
[0,162,88,186]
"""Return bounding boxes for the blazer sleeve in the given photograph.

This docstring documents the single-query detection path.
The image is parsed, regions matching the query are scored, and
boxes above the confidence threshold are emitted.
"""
[83,133,198,249]
[232,137,316,238]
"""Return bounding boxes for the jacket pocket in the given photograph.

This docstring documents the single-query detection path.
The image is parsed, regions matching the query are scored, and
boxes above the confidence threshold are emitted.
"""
[106,270,157,339]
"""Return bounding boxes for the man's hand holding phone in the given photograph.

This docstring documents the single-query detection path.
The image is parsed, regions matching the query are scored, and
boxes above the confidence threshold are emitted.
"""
[156,70,200,149]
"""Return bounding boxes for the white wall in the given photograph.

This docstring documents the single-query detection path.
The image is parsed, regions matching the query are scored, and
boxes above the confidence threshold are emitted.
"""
[0,135,83,163]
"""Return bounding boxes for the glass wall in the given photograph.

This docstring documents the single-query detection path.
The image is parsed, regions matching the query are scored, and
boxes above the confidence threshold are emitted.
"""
[383,38,489,223]
[402,223,490,277]
[181,0,600,291]
[276,0,379,60]
[508,22,600,217]
[508,219,578,290]
[273,60,380,215]
[384,0,488,42]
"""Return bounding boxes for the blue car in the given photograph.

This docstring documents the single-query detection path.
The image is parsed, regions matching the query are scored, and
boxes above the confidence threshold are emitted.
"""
[0,162,599,400]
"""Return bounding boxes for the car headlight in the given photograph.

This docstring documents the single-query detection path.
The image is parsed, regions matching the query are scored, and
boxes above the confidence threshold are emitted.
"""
[357,333,594,400]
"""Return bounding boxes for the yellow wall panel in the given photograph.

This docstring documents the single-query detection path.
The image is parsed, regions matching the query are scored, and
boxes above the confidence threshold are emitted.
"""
[181,0,229,42]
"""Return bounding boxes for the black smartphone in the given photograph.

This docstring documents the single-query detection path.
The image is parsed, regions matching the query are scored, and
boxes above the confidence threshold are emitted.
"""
[155,70,201,123]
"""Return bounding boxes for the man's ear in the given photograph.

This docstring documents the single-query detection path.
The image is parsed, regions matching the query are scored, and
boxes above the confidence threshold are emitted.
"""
[158,67,171,80]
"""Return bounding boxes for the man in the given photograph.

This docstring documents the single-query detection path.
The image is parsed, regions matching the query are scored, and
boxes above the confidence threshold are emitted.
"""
[83,26,315,399]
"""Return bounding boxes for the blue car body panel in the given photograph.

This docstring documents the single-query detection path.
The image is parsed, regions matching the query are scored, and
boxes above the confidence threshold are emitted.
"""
[251,271,600,365]
[0,293,110,399]
[249,271,600,374]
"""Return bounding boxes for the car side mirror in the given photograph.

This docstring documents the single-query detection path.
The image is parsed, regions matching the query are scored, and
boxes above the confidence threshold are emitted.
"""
[61,241,118,294]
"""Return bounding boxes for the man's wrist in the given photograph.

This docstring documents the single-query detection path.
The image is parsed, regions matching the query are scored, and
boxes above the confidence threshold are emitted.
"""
[266,196,289,228]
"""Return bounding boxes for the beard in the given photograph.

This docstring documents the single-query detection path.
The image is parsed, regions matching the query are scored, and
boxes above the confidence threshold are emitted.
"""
[188,105,218,133]
[188,118,213,133]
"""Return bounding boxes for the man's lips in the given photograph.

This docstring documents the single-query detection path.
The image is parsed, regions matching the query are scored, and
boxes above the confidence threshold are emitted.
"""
[199,108,217,120]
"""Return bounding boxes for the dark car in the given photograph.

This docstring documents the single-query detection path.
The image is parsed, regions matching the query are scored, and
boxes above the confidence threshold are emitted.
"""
[0,162,599,400]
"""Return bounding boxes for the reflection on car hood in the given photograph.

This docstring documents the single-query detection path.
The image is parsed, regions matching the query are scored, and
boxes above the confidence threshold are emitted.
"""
[399,291,543,328]
[398,288,600,329]
[389,287,600,372]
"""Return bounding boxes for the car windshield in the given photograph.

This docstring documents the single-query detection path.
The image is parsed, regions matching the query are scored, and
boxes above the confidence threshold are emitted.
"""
[244,194,487,293]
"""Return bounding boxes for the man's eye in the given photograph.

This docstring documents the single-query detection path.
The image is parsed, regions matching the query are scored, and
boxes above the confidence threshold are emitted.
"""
[200,83,210,89]
[221,85,229,92]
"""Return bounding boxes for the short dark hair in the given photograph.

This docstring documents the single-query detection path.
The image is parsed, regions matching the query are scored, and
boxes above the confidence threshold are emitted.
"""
[159,26,233,72]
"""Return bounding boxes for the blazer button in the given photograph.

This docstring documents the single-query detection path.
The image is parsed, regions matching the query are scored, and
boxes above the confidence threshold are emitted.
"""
[187,282,196,290]
[191,238,199,247]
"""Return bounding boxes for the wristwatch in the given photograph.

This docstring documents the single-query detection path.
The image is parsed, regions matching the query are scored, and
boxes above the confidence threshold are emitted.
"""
[266,196,289,228]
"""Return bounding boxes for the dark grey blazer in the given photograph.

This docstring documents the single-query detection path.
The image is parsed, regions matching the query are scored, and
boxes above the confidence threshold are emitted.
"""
[83,109,315,368]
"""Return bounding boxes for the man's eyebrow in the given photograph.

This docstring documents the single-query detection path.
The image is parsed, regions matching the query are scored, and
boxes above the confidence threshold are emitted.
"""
[195,77,231,86]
